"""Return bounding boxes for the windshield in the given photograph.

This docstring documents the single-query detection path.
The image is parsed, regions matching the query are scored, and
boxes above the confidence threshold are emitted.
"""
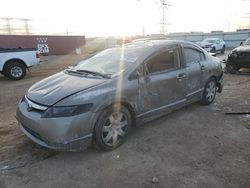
[244,38,250,45]
[203,39,216,43]
[74,47,145,75]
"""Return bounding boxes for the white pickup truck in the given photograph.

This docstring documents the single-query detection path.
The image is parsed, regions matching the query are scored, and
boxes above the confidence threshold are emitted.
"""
[0,48,40,80]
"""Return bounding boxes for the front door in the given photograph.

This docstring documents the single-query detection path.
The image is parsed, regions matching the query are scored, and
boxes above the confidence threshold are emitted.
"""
[139,47,186,117]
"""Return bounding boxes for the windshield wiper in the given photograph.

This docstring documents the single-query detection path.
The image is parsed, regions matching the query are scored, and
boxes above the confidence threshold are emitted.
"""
[76,69,111,79]
[65,69,85,75]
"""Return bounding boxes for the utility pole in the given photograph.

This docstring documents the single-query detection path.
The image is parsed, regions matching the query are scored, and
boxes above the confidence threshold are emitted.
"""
[19,18,32,35]
[159,0,171,35]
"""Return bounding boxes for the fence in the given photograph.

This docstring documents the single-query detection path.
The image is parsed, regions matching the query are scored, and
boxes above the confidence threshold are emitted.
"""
[166,31,250,48]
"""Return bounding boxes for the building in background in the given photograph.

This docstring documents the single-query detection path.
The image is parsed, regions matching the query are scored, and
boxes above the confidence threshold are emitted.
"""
[0,35,85,55]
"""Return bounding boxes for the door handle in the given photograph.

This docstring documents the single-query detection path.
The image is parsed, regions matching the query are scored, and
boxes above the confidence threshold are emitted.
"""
[177,73,187,80]
[201,65,207,71]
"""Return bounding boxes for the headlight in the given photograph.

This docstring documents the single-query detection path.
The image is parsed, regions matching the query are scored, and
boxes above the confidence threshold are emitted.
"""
[41,104,93,118]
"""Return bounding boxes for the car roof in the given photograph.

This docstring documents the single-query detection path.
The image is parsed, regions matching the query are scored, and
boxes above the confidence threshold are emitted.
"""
[124,39,196,50]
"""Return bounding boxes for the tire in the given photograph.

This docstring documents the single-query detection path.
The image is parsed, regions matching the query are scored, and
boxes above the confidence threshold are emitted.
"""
[94,104,132,151]
[211,47,216,53]
[3,61,26,80]
[201,77,217,105]
[221,45,225,54]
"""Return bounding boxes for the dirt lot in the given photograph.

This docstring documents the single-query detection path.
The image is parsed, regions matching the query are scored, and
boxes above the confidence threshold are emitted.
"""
[0,53,250,188]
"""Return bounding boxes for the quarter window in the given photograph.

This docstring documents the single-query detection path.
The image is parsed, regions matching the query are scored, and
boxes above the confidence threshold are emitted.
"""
[145,48,179,74]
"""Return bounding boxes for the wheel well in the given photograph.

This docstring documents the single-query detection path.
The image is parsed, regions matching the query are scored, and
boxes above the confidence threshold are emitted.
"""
[120,102,136,126]
[211,75,217,83]
[103,101,136,127]
[3,59,27,71]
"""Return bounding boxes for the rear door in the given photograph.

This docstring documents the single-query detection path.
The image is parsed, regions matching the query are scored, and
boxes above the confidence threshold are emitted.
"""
[183,47,206,100]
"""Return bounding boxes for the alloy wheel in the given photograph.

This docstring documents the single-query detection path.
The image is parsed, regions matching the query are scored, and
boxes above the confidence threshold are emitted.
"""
[206,81,216,102]
[10,66,23,78]
[102,112,128,147]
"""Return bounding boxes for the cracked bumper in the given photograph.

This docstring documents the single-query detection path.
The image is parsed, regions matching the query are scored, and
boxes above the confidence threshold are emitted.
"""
[16,99,95,151]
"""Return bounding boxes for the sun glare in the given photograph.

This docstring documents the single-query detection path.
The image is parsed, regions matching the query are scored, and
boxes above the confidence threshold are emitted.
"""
[114,36,126,112]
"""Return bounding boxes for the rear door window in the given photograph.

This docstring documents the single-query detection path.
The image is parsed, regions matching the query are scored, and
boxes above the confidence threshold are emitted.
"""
[184,48,205,66]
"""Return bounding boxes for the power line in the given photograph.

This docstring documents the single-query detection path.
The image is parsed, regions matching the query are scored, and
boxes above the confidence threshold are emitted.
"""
[0,17,13,34]
[19,18,32,34]
[0,17,33,35]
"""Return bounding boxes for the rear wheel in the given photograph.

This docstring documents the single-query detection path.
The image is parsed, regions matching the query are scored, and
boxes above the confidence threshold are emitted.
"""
[201,78,217,105]
[94,105,132,151]
[3,61,26,80]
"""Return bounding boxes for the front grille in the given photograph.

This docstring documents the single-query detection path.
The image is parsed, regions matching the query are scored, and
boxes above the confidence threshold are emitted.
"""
[22,125,44,142]
[24,96,48,112]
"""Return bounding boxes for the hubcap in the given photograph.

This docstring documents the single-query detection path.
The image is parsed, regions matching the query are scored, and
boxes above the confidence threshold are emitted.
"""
[10,66,23,78]
[102,112,128,146]
[206,81,216,102]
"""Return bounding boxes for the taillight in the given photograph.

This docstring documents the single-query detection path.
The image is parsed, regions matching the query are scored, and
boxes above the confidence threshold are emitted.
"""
[36,52,40,59]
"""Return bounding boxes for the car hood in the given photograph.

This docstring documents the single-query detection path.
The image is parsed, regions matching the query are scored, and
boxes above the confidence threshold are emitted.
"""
[233,45,250,53]
[27,71,107,106]
[200,42,213,47]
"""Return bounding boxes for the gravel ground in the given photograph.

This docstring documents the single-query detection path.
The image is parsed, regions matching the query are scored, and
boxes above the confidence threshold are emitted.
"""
[0,52,250,188]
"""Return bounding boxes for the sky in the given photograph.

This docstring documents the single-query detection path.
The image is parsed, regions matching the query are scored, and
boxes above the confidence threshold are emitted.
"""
[0,0,250,37]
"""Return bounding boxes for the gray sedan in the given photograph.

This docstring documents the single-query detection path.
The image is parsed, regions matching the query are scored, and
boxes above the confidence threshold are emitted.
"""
[16,40,223,151]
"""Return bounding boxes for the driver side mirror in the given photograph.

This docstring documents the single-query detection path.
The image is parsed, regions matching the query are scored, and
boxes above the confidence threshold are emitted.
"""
[129,70,139,80]
[128,66,144,80]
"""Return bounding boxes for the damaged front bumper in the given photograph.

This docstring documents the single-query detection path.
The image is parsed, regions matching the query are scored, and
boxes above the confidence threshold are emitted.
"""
[19,123,92,151]
[16,98,96,151]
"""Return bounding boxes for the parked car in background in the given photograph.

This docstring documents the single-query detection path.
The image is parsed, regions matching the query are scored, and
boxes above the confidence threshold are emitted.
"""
[16,40,223,152]
[198,38,226,53]
[0,48,40,80]
[225,38,250,73]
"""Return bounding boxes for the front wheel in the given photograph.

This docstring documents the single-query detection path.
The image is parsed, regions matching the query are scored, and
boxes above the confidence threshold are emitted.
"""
[94,105,132,151]
[211,47,216,53]
[201,78,217,105]
[221,45,225,54]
